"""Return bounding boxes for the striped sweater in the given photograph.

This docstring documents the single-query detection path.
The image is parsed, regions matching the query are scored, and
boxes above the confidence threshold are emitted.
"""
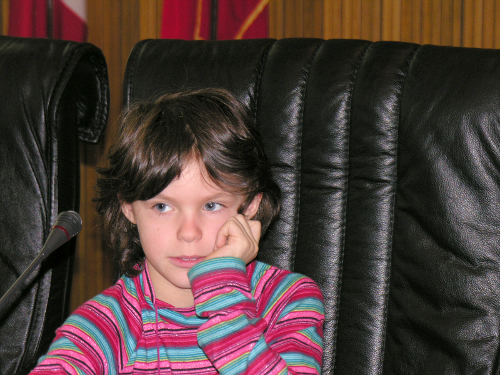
[30,257,325,374]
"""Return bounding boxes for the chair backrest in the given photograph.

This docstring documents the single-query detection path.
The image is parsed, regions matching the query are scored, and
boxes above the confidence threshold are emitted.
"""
[123,38,500,374]
[0,36,109,375]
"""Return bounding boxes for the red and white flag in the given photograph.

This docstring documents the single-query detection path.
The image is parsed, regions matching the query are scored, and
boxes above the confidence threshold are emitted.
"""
[9,0,87,42]
[52,0,87,42]
[161,0,269,40]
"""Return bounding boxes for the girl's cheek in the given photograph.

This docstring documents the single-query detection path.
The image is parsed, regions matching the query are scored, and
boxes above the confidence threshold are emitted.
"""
[211,218,229,234]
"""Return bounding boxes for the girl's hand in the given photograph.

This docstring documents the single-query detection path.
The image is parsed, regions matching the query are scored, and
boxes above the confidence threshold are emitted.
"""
[205,214,261,264]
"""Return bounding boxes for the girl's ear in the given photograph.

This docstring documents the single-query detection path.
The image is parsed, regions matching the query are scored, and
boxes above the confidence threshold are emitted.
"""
[121,202,137,224]
[243,193,262,219]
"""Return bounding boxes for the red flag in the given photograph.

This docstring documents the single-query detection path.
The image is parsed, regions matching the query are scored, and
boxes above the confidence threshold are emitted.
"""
[161,0,269,40]
[8,0,47,38]
[217,0,269,40]
[8,0,87,42]
[161,0,211,40]
[53,0,87,42]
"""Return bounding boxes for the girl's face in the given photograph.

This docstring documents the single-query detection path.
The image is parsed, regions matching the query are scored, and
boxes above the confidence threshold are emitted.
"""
[121,159,259,308]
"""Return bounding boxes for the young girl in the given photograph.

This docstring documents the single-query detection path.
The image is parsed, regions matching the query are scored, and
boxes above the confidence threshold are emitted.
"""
[30,88,325,374]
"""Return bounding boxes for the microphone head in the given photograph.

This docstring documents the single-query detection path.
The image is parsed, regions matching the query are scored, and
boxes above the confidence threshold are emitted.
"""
[53,211,82,240]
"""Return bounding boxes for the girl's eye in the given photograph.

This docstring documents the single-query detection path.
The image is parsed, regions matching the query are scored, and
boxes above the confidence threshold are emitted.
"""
[204,202,223,212]
[154,203,172,213]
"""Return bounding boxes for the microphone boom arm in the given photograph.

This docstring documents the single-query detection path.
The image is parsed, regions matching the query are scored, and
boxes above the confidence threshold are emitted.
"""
[0,211,82,316]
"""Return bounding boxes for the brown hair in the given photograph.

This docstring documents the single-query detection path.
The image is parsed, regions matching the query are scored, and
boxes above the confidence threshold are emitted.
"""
[95,88,281,276]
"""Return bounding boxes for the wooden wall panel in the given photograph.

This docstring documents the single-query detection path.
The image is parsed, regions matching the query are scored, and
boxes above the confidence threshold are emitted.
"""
[1,0,500,310]
[138,0,163,40]
[274,0,500,49]
[1,0,7,35]
[269,0,285,39]
[484,0,496,48]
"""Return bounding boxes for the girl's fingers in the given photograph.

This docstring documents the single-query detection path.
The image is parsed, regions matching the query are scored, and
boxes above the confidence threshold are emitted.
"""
[247,220,262,244]
[211,214,261,263]
[232,214,261,245]
[214,216,240,249]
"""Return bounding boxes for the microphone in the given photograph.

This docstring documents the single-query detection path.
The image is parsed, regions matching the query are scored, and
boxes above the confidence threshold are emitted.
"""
[0,211,82,315]
[39,211,82,259]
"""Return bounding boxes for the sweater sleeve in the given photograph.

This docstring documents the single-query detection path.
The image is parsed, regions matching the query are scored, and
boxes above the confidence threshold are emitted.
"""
[28,304,111,374]
[188,257,325,375]
[28,334,99,375]
[29,281,141,375]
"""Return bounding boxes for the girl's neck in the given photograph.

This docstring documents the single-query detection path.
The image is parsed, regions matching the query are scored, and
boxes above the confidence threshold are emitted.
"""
[145,260,195,308]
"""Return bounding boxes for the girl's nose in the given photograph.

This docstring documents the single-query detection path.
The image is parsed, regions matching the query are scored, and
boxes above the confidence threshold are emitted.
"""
[177,213,202,242]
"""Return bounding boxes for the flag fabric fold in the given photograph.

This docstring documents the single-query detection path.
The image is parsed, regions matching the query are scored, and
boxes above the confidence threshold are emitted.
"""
[53,0,87,42]
[9,0,87,42]
[8,0,47,38]
[161,0,269,40]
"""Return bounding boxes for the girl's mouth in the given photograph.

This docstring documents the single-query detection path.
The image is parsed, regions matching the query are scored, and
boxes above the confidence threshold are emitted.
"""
[170,257,205,268]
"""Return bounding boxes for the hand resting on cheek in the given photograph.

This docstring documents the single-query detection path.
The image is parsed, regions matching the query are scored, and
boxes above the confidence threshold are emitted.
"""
[204,214,262,265]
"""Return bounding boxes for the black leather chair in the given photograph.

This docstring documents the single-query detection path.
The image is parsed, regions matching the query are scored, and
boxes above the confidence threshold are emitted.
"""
[123,39,500,374]
[0,36,109,375]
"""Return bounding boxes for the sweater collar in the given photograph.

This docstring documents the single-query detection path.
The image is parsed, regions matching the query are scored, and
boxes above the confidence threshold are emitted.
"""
[138,262,200,318]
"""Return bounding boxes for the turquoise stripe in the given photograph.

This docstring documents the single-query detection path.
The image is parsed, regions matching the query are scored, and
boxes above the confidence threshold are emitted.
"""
[123,275,138,298]
[298,326,323,348]
[219,352,250,374]
[247,335,268,362]
[134,346,207,363]
[162,346,208,362]
[39,338,88,375]
[198,314,250,346]
[250,261,271,291]
[261,274,301,316]
[48,337,83,353]
[268,326,322,352]
[220,336,269,374]
[280,352,321,372]
[278,297,325,319]
[189,257,245,279]
[92,293,137,356]
[142,308,204,326]
[66,315,117,374]
[196,289,250,313]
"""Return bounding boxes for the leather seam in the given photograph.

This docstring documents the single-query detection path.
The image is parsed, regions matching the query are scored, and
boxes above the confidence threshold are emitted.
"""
[253,40,276,123]
[293,40,325,272]
[124,40,150,107]
[332,40,372,373]
[377,43,421,375]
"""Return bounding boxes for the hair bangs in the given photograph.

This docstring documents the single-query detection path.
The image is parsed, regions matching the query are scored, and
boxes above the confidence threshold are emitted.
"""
[120,105,199,202]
